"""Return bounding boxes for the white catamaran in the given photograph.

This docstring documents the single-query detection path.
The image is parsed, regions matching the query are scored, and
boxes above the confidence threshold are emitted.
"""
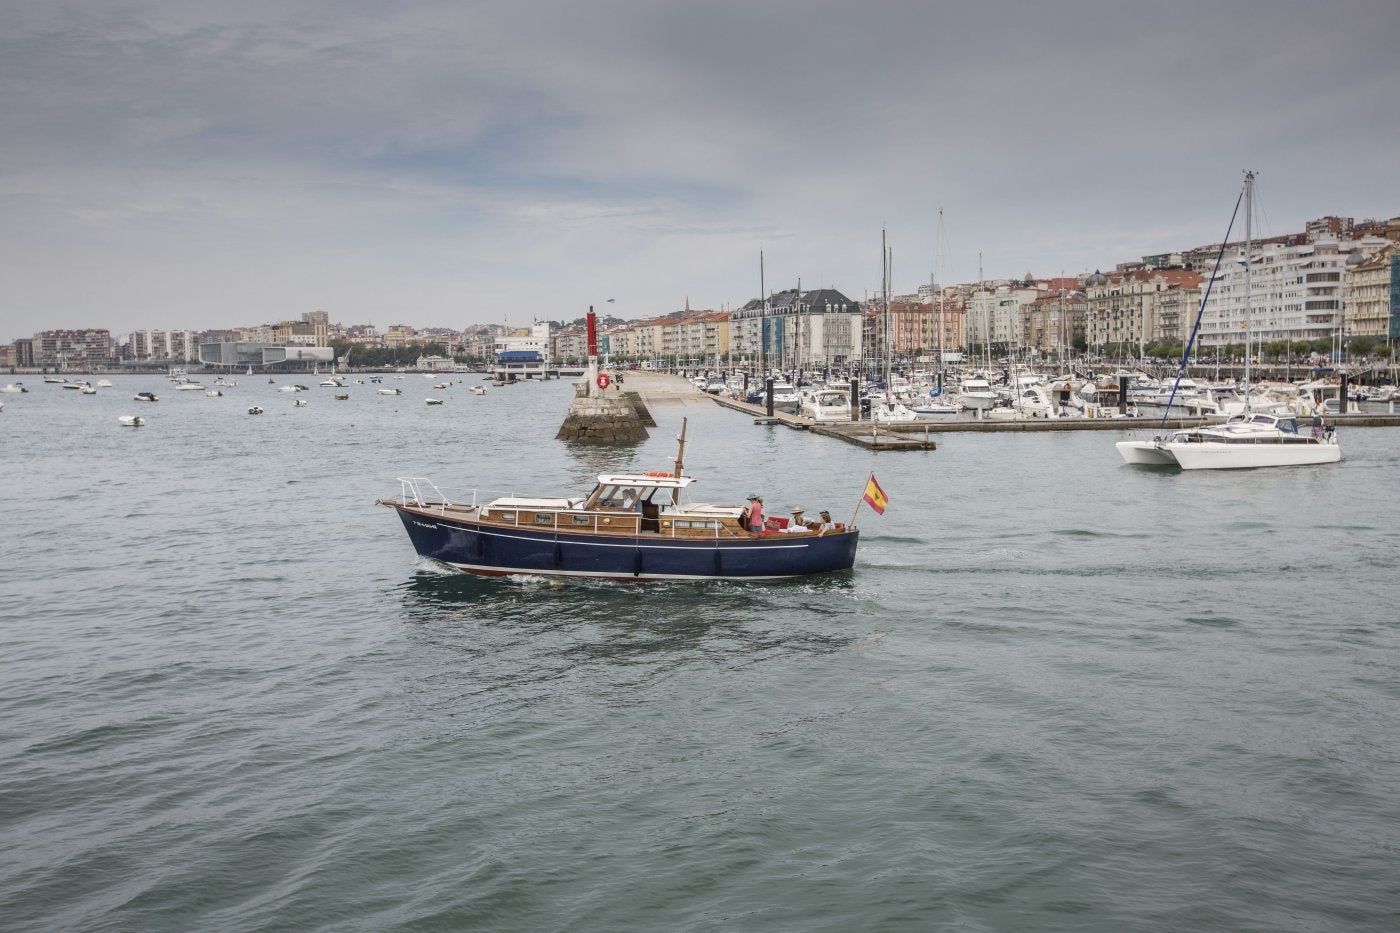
[1117,171,1341,470]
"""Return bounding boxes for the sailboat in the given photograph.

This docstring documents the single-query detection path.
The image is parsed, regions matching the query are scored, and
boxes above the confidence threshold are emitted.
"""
[871,231,917,424]
[1117,171,1340,469]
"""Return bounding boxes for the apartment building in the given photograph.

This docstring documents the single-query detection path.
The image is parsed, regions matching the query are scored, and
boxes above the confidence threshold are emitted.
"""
[34,329,114,366]
[1197,231,1386,351]
[1343,243,1399,340]
[729,288,861,369]
[1084,268,1202,353]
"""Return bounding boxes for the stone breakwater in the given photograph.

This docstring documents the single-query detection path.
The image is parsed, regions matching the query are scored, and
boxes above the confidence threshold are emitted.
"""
[555,379,659,442]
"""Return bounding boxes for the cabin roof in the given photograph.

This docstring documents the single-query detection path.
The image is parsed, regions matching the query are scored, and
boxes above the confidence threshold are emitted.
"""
[597,472,695,489]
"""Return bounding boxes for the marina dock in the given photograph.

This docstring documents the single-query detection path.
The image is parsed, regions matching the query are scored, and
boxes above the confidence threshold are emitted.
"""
[619,371,1400,450]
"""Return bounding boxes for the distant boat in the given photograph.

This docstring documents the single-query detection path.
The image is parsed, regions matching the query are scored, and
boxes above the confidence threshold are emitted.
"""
[377,387,402,396]
[870,396,918,423]
[1,383,27,393]
[118,415,144,427]
[911,399,961,421]
[134,391,159,402]
[800,388,852,423]
[248,405,264,415]
[294,398,308,407]
[206,390,223,397]
[96,379,113,388]
[425,397,444,405]
[81,385,98,395]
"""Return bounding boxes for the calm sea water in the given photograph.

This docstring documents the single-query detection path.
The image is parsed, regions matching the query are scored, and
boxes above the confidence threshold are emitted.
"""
[2,374,1398,932]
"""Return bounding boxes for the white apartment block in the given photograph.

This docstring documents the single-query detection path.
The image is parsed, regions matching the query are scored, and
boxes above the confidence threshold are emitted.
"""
[1197,234,1387,350]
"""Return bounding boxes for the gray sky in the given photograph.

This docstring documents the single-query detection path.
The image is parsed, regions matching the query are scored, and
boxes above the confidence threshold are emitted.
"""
[3,0,1397,338]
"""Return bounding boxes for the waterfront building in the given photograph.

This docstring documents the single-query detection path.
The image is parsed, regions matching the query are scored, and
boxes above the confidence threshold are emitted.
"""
[1084,268,1202,356]
[1197,226,1388,353]
[493,321,551,379]
[1343,243,1399,341]
[964,282,1038,357]
[1022,288,1087,360]
[197,341,335,369]
[414,354,456,371]
[1153,279,1204,346]
[552,323,589,364]
[729,288,861,372]
[34,329,114,368]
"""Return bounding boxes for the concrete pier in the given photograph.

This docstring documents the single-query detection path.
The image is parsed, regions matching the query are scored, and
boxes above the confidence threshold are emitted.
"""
[608,371,1400,449]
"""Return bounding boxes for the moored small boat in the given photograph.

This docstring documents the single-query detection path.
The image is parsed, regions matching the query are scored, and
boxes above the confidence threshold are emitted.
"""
[118,415,144,427]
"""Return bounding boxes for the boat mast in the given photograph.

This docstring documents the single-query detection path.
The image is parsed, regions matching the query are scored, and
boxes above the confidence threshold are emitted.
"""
[671,417,688,503]
[883,229,891,387]
[936,209,945,385]
[1243,170,1255,413]
[760,249,768,375]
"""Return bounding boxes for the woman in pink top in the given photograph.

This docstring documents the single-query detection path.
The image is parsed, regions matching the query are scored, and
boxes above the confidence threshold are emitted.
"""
[745,494,765,532]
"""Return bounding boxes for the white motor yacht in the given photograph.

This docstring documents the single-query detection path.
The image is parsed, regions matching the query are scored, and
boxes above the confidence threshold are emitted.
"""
[770,382,801,412]
[954,378,999,411]
[800,388,853,423]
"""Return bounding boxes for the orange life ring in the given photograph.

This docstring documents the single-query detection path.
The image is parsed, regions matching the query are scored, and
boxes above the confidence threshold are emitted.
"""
[645,471,671,477]
[596,373,611,389]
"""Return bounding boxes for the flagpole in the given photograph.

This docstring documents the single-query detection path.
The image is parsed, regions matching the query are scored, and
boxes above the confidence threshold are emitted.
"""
[849,471,873,529]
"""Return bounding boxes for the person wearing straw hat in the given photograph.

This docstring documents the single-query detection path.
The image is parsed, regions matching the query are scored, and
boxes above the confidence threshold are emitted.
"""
[784,506,810,533]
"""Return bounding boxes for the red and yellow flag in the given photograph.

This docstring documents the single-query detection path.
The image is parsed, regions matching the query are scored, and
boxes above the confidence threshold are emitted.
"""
[862,473,889,515]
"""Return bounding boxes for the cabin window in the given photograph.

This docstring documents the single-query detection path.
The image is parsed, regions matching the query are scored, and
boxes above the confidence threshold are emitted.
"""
[495,511,515,521]
[534,513,553,526]
[571,515,592,526]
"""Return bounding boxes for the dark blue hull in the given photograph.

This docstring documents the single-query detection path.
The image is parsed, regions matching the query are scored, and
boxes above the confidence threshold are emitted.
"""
[391,506,858,580]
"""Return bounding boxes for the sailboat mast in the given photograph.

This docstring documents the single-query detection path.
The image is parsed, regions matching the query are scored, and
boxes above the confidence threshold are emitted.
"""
[760,249,768,374]
[883,230,892,384]
[1244,170,1255,410]
[936,209,945,376]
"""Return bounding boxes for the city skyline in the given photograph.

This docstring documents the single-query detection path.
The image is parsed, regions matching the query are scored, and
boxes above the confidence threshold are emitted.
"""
[3,1,1398,338]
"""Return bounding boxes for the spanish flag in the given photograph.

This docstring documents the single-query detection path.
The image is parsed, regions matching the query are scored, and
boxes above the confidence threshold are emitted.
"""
[862,473,889,515]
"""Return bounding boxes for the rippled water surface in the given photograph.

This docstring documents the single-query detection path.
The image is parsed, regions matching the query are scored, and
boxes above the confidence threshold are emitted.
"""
[3,375,1399,932]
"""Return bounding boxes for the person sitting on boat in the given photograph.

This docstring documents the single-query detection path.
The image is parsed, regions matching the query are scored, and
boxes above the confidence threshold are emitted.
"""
[816,510,836,535]
[783,507,811,533]
[744,494,764,532]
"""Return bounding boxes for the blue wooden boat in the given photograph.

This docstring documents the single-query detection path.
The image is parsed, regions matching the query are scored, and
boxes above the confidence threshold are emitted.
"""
[379,422,859,581]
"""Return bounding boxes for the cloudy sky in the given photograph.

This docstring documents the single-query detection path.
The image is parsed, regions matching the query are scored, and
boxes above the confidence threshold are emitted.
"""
[3,0,1397,339]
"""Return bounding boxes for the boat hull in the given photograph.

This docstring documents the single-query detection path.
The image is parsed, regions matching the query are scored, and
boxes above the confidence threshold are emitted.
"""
[389,505,859,581]
[1115,440,1178,465]
[1164,440,1341,470]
